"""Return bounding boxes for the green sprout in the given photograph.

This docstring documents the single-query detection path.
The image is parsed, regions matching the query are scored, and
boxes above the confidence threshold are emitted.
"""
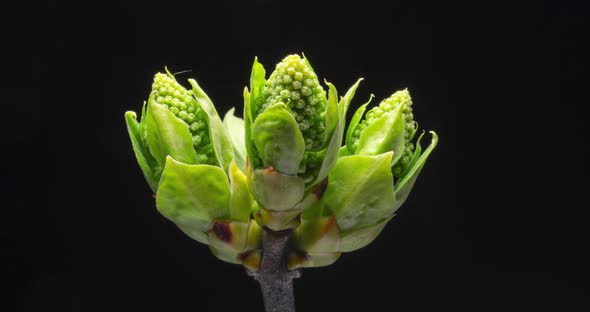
[125,54,438,312]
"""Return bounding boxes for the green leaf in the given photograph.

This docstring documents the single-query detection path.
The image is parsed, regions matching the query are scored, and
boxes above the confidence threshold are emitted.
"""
[325,81,339,141]
[324,152,396,232]
[306,80,365,188]
[302,53,315,73]
[251,167,305,212]
[228,160,253,223]
[356,106,405,166]
[176,224,209,245]
[223,108,247,172]
[188,79,234,172]
[244,58,266,169]
[243,87,260,168]
[249,57,266,118]
[156,156,230,239]
[309,116,343,188]
[125,111,159,192]
[338,78,363,118]
[339,215,393,252]
[252,103,305,175]
[345,94,374,153]
[139,101,148,138]
[394,131,438,211]
[145,94,198,166]
[400,130,423,179]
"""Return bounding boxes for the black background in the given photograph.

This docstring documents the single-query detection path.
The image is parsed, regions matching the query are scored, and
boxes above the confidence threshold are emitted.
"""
[4,0,589,311]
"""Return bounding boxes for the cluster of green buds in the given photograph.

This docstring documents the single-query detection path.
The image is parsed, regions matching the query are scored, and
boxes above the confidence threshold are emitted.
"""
[125,54,438,272]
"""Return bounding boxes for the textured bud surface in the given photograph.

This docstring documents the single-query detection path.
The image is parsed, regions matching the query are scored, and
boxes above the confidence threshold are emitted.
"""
[152,72,214,164]
[259,55,327,150]
[351,89,417,177]
[301,150,325,183]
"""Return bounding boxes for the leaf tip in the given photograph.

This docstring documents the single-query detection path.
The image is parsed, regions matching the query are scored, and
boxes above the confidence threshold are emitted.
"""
[125,111,137,120]
[428,131,439,147]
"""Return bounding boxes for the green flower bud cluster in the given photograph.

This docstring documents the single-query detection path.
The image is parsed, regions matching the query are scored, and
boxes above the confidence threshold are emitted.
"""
[301,150,325,183]
[259,55,327,150]
[350,89,417,177]
[126,54,438,284]
[152,72,214,164]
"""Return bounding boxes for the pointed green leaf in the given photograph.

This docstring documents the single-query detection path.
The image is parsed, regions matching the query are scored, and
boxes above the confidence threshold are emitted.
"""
[249,57,266,118]
[156,156,230,237]
[324,152,395,231]
[338,78,363,118]
[252,103,305,175]
[228,160,253,223]
[139,101,148,138]
[394,131,438,211]
[223,108,247,172]
[345,95,374,153]
[308,117,343,188]
[243,87,261,168]
[339,215,393,252]
[325,81,339,140]
[400,131,424,179]
[125,111,159,192]
[307,80,365,188]
[188,79,234,172]
[245,58,266,169]
[356,106,405,166]
[302,53,315,73]
[145,95,198,166]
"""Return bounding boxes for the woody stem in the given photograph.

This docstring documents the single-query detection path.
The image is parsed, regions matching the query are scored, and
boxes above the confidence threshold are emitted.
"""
[252,228,299,312]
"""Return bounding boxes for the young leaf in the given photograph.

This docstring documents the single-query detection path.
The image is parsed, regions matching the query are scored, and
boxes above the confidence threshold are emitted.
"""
[393,131,438,211]
[125,111,159,192]
[339,215,393,252]
[188,79,234,172]
[249,57,266,118]
[156,156,230,239]
[345,95,374,153]
[251,167,305,212]
[228,160,253,223]
[324,152,396,231]
[307,80,365,188]
[176,224,209,245]
[356,106,405,166]
[338,78,363,118]
[252,103,305,175]
[325,81,339,141]
[223,108,247,172]
[145,94,198,166]
[243,87,260,168]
